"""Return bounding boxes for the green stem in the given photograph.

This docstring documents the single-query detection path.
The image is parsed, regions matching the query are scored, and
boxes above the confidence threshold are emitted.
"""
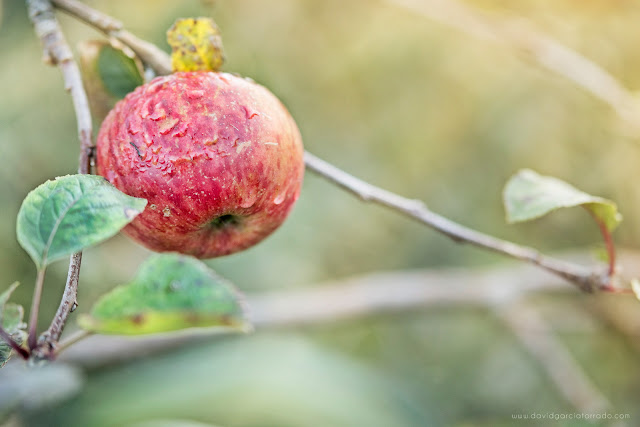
[27,267,47,350]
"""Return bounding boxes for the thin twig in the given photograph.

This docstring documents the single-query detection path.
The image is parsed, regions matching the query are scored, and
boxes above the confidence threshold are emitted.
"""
[26,0,94,359]
[0,327,29,360]
[48,0,615,293]
[41,252,82,346]
[51,0,172,75]
[387,0,640,130]
[304,152,607,292]
[27,268,46,350]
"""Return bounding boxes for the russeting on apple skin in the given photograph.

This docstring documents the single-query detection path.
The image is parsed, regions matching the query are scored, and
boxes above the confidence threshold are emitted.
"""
[96,71,304,258]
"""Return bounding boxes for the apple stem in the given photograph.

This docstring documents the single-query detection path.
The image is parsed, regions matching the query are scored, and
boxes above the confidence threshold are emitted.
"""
[27,267,47,350]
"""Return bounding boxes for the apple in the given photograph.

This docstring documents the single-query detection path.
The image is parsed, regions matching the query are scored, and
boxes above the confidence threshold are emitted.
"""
[96,71,304,258]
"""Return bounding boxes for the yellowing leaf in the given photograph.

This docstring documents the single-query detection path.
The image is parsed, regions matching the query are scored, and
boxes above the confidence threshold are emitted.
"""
[167,18,225,73]
[78,254,249,335]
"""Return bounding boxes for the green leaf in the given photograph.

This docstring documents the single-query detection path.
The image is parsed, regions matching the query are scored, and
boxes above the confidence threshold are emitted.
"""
[97,42,145,98]
[78,40,144,122]
[0,311,26,368]
[167,17,225,72]
[16,175,147,269]
[2,304,26,336]
[79,254,249,335]
[504,169,622,231]
[0,283,26,368]
[0,343,12,369]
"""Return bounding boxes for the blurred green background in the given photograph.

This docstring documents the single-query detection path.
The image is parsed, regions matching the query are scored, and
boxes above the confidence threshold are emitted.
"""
[2,0,640,426]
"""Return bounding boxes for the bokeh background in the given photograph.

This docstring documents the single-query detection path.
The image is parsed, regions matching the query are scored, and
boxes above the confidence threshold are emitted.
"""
[2,0,640,426]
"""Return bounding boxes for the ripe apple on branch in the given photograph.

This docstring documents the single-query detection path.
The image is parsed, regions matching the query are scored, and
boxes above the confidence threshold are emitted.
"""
[6,0,634,370]
[97,18,305,258]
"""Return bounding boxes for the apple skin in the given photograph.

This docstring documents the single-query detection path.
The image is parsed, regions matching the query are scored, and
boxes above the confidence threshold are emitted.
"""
[96,71,304,258]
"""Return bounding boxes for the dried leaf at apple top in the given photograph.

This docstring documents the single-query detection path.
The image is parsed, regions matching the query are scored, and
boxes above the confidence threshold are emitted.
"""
[167,17,225,72]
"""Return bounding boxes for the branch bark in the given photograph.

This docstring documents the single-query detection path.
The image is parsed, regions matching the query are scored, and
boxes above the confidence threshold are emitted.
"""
[51,0,171,75]
[26,0,94,359]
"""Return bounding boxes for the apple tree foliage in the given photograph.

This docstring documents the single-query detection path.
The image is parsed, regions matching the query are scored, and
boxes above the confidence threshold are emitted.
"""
[0,17,631,367]
[3,164,248,365]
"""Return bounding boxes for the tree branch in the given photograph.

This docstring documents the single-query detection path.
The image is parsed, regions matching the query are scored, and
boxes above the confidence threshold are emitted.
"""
[26,0,94,359]
[387,0,640,131]
[42,252,82,347]
[59,262,573,368]
[49,0,616,295]
[305,152,608,292]
[51,0,171,75]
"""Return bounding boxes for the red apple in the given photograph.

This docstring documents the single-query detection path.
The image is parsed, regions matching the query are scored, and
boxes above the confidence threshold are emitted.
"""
[96,71,304,258]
